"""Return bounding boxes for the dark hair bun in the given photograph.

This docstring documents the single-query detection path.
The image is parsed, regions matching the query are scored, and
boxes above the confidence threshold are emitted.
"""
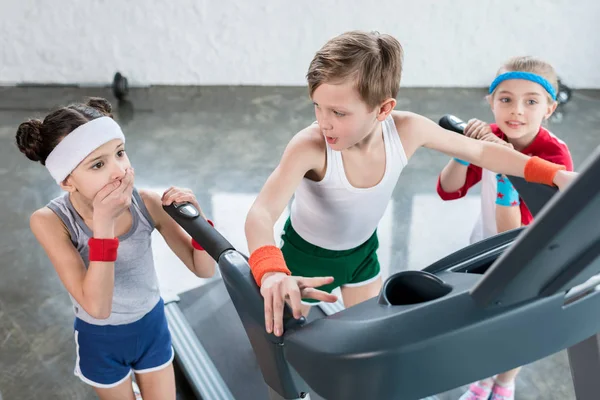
[86,97,113,117]
[15,119,45,162]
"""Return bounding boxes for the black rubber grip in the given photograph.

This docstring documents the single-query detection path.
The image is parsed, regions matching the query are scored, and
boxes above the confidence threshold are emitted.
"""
[439,114,467,134]
[438,114,558,209]
[163,203,234,261]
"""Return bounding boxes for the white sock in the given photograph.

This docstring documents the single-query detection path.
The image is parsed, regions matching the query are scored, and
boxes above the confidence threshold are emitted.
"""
[493,376,515,388]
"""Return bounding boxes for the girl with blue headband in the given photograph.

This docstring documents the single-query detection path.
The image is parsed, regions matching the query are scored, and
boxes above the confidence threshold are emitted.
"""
[437,56,574,400]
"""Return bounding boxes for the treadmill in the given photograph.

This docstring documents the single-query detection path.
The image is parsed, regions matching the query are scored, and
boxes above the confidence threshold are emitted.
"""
[164,125,600,399]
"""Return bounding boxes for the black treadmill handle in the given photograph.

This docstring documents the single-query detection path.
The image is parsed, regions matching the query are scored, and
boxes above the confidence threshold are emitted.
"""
[163,202,234,262]
[439,114,467,135]
[163,202,307,338]
[438,114,559,200]
[505,175,558,206]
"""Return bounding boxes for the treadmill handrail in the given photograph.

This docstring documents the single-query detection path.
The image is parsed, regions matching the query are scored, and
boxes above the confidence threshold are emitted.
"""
[163,203,234,261]
[471,143,600,307]
[163,203,308,398]
[505,176,558,217]
[162,203,305,333]
[438,114,559,217]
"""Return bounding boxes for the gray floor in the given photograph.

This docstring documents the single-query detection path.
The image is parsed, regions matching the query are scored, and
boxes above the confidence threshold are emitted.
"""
[0,85,599,400]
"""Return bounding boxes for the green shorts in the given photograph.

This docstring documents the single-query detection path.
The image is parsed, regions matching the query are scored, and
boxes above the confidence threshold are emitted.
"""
[280,218,381,304]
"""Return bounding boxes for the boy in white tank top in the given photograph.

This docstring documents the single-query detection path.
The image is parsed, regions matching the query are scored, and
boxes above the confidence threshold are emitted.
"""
[244,31,578,338]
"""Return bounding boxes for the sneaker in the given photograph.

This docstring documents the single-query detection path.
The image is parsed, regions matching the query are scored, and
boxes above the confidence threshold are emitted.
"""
[490,383,515,400]
[458,379,494,400]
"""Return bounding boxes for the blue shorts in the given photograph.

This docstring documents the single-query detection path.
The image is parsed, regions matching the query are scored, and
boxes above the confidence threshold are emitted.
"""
[73,298,174,388]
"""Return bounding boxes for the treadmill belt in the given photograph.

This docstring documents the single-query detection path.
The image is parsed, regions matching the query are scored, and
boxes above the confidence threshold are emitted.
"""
[176,279,327,400]
[177,279,269,399]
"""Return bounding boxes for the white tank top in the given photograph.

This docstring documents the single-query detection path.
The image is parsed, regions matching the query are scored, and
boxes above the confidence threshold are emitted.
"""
[290,115,408,250]
[469,169,498,244]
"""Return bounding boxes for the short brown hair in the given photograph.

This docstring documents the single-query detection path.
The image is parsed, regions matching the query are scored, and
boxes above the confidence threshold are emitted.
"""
[494,56,558,103]
[306,31,404,110]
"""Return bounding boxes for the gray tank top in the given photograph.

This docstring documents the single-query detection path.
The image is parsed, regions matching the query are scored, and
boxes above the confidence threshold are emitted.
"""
[47,188,161,326]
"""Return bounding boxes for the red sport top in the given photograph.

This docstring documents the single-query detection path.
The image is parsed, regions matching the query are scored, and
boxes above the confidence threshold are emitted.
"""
[436,124,573,226]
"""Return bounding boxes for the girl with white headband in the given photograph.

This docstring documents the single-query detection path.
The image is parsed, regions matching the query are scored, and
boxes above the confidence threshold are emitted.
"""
[16,97,215,400]
[437,57,574,400]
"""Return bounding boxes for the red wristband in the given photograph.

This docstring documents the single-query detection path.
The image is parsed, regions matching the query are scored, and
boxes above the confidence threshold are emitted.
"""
[191,219,214,251]
[88,238,119,262]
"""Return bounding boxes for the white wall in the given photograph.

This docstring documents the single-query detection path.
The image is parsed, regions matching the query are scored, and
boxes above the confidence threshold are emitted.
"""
[1,0,599,88]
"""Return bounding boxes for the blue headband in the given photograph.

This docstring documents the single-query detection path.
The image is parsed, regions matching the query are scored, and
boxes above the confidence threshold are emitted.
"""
[489,71,557,101]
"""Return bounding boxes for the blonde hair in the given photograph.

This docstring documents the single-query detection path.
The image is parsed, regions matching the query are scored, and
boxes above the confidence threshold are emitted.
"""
[306,31,404,110]
[494,56,558,103]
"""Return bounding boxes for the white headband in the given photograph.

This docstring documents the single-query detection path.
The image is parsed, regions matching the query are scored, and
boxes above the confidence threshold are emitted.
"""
[45,117,126,184]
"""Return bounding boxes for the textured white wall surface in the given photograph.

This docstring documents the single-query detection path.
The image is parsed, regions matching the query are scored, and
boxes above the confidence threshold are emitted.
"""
[1,0,599,88]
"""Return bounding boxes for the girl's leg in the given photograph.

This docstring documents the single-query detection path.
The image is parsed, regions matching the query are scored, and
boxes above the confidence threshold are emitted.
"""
[490,367,520,400]
[129,299,176,400]
[135,363,176,400]
[340,276,383,308]
[93,374,136,400]
[495,367,521,385]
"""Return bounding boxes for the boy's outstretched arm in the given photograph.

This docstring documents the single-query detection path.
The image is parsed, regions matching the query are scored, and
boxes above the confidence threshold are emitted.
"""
[396,112,577,191]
